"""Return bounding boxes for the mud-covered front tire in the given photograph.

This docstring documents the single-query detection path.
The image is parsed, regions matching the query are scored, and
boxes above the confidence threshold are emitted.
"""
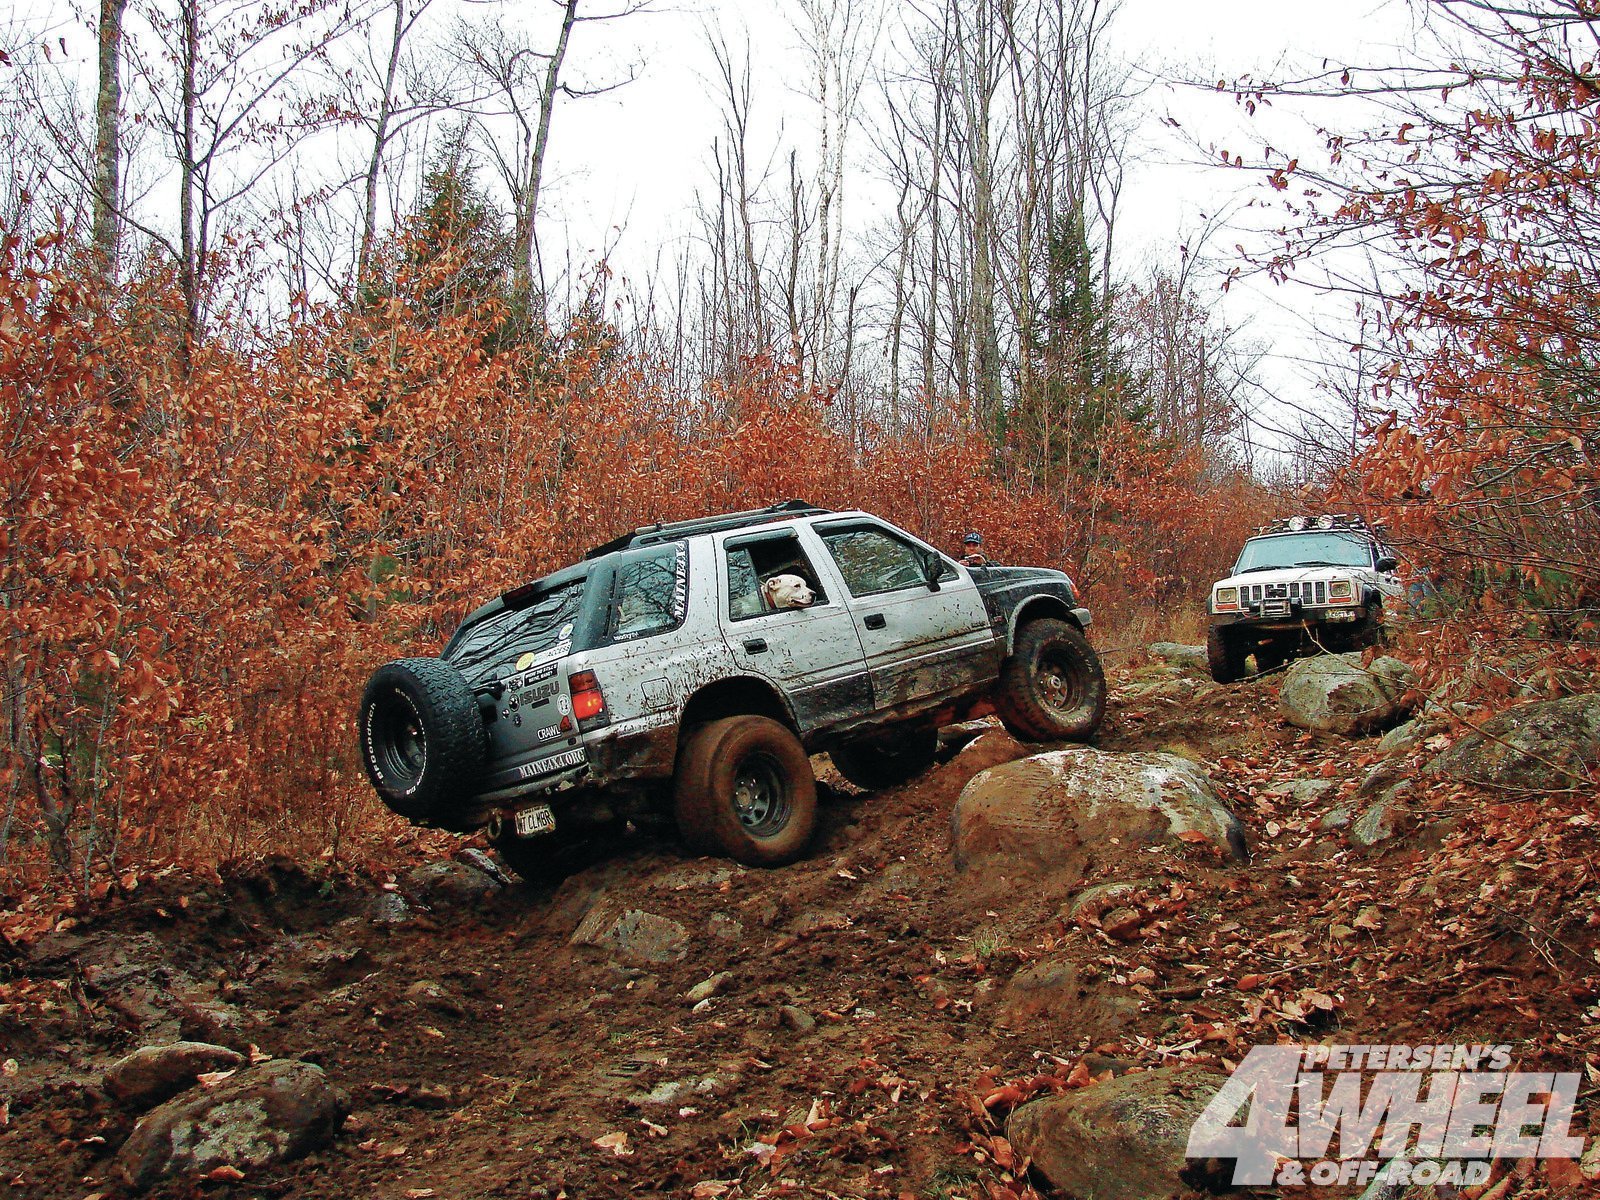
[830,725,940,790]
[674,716,817,866]
[1207,627,1246,684]
[993,618,1107,742]
[359,657,486,828]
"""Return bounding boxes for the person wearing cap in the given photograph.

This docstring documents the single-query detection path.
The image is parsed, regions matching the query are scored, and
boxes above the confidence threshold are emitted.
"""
[960,531,989,568]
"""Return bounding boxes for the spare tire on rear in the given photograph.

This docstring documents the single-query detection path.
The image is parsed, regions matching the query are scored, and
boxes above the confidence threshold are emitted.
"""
[359,657,487,828]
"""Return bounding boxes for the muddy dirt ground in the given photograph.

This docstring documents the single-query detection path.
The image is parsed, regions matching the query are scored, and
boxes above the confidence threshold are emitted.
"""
[3,664,1597,1199]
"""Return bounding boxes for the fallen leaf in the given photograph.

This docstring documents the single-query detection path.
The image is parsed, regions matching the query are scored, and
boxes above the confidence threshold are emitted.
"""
[593,1131,632,1157]
[204,1166,245,1182]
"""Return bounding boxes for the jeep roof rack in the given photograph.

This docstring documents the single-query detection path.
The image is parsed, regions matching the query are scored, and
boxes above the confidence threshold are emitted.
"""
[1259,513,1385,536]
[584,500,832,560]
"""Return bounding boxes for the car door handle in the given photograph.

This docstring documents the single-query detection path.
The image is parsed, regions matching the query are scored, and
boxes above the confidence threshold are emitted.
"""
[863,613,886,630]
[744,638,768,653]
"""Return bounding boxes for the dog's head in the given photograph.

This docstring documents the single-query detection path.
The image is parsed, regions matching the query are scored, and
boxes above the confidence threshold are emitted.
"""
[762,573,815,610]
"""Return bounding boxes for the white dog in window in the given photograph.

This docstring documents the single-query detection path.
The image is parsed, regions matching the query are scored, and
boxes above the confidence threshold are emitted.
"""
[762,574,815,610]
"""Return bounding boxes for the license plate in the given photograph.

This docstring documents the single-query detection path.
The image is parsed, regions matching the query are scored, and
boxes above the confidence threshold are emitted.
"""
[514,804,556,837]
[1263,600,1290,617]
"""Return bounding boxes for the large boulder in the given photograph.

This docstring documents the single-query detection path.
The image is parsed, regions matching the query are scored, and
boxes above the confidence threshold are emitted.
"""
[951,748,1247,885]
[1147,642,1209,672]
[104,1042,246,1110]
[1426,693,1600,791]
[1279,654,1415,736]
[114,1058,349,1191]
[1007,1066,1232,1200]
[570,906,690,965]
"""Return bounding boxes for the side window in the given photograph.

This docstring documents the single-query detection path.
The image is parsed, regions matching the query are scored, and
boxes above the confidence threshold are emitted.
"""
[725,532,829,620]
[612,544,687,640]
[819,525,953,597]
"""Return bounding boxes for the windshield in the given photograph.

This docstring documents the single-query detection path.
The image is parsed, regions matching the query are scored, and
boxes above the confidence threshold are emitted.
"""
[1234,532,1373,574]
[448,582,584,683]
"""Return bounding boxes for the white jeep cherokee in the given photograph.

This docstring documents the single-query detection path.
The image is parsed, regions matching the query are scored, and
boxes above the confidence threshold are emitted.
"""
[1205,515,1403,682]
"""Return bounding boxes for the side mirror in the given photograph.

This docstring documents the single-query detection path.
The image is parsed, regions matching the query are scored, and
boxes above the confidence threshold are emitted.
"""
[1376,556,1399,573]
[921,552,944,591]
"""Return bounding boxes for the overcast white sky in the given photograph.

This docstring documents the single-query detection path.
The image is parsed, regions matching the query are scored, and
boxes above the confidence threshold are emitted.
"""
[519,0,1419,427]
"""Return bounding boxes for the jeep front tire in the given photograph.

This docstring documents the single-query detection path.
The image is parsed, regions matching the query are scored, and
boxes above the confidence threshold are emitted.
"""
[1207,627,1247,684]
[674,716,817,866]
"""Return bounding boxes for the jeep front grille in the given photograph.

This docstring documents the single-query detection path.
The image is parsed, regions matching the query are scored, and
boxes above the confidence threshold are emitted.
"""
[1246,582,1326,605]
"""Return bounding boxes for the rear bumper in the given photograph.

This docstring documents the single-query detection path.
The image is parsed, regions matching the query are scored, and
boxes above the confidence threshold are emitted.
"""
[471,713,677,808]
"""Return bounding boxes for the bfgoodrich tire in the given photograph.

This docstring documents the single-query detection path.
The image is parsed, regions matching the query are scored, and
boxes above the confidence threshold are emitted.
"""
[359,657,487,827]
[674,716,817,866]
[830,725,940,790]
[1207,626,1246,684]
[993,618,1107,742]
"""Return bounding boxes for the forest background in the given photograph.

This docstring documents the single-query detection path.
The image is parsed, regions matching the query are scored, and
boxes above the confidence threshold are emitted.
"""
[0,0,1595,889]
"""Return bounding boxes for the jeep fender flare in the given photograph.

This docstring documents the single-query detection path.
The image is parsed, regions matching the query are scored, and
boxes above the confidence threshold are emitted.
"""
[1006,595,1081,654]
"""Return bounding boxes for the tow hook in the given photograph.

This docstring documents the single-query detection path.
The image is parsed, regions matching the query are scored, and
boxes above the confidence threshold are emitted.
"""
[486,813,504,841]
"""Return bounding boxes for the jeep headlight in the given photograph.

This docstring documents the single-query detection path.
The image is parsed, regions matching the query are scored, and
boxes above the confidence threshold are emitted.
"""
[1213,587,1240,612]
[1328,579,1355,603]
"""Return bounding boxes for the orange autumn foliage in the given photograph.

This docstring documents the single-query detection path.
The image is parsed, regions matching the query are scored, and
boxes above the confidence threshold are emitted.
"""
[0,234,1260,886]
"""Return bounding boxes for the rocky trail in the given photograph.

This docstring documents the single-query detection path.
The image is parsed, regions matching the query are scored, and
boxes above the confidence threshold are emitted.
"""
[3,653,1598,1199]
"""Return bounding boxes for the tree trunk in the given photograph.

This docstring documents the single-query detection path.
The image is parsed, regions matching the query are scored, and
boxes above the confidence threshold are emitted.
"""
[511,0,579,312]
[91,0,128,272]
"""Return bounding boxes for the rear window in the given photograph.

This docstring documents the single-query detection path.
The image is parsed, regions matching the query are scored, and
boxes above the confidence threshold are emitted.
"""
[449,582,584,682]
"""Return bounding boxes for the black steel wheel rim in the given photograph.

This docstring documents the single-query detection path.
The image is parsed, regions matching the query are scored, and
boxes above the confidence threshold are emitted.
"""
[375,690,427,786]
[1038,645,1085,716]
[732,750,790,836]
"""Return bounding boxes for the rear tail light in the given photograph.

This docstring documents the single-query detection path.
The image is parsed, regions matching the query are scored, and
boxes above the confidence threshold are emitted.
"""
[568,670,606,723]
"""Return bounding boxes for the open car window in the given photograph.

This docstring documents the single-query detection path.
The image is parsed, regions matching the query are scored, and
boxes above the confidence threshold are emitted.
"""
[725,532,828,621]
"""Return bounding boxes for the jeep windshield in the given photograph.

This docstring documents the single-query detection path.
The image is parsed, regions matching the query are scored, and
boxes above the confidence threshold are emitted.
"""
[1234,532,1372,574]
[447,580,585,683]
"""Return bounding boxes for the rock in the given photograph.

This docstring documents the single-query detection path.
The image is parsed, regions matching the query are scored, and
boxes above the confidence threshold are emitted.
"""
[706,912,744,943]
[685,972,734,1005]
[368,890,411,925]
[456,846,514,886]
[1377,718,1425,756]
[404,860,502,908]
[790,909,852,937]
[1007,1066,1231,1200]
[924,729,1030,797]
[571,908,690,966]
[1147,642,1208,671]
[1350,796,1411,847]
[778,1005,815,1034]
[993,961,1141,1036]
[1265,778,1338,806]
[1064,880,1164,925]
[1426,693,1600,791]
[114,1059,349,1191]
[1279,654,1415,736]
[951,748,1248,884]
[403,980,466,1018]
[1120,673,1220,703]
[104,1042,247,1110]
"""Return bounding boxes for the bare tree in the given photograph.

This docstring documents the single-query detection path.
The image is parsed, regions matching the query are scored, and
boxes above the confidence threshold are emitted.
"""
[92,0,129,268]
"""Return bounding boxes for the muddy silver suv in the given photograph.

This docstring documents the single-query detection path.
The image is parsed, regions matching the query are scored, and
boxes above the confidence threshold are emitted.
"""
[359,501,1105,878]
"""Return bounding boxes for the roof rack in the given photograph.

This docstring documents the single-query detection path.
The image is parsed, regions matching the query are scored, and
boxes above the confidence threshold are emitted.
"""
[1257,513,1387,537]
[584,500,832,560]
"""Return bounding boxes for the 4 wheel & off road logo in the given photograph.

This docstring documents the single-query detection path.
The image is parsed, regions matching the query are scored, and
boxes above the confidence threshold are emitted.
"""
[1186,1043,1589,1187]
